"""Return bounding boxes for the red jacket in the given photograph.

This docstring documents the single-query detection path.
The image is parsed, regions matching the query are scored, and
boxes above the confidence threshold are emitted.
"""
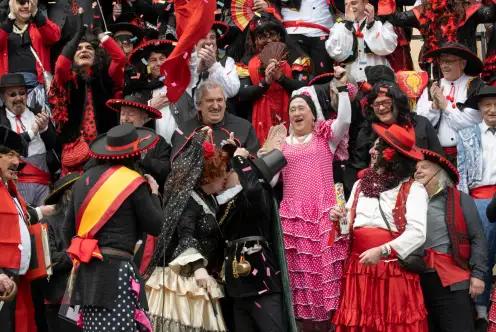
[0,16,61,83]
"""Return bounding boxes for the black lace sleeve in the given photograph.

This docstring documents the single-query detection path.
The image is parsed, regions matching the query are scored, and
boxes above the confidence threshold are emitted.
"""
[382,10,419,29]
[172,197,203,258]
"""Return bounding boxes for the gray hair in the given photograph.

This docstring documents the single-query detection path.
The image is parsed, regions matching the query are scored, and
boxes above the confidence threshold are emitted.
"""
[436,167,454,190]
[194,80,227,106]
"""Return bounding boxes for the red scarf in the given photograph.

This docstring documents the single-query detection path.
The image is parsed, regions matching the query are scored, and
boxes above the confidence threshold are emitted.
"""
[248,56,291,145]
[445,187,470,269]
[0,180,27,270]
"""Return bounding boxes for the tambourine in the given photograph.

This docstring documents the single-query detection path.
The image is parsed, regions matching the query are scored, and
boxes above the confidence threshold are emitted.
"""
[0,281,17,302]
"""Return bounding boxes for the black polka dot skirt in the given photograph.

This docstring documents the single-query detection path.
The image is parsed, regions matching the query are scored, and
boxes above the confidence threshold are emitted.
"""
[80,262,152,332]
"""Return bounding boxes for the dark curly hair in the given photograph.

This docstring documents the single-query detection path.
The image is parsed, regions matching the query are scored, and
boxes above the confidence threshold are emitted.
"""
[362,82,416,135]
[70,32,109,82]
[199,148,229,185]
[374,138,417,186]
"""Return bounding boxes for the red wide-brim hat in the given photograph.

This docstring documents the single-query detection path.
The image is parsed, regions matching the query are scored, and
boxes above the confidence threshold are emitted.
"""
[421,149,459,185]
[89,124,159,160]
[373,124,424,161]
[106,98,162,120]
[212,21,229,40]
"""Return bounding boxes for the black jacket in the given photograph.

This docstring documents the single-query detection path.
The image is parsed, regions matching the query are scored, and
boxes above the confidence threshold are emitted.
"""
[0,106,61,174]
[139,135,172,192]
[62,164,163,307]
[34,213,73,304]
[220,156,282,298]
[171,113,260,159]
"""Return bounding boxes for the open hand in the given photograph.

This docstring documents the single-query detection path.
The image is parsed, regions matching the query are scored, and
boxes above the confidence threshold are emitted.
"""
[344,0,355,22]
[30,0,38,16]
[149,93,170,110]
[144,174,159,194]
[194,267,216,293]
[198,45,217,70]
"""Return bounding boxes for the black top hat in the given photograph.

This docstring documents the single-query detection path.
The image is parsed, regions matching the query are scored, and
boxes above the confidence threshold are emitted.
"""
[463,85,496,110]
[0,125,27,171]
[128,39,176,68]
[0,125,25,155]
[44,173,80,205]
[422,43,483,76]
[365,65,396,85]
[251,149,287,184]
[106,95,162,120]
[308,73,334,86]
[89,124,158,160]
[109,23,145,46]
[421,149,459,185]
[0,73,26,89]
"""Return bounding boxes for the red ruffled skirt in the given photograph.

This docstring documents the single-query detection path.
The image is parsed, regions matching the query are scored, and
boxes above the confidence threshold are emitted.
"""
[333,228,428,332]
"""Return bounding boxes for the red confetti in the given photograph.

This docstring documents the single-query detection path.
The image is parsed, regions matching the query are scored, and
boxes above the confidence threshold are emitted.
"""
[255,301,262,308]
[85,177,89,185]
[258,83,264,87]
[171,82,177,87]
[183,52,189,59]
[376,32,380,39]
[258,289,267,295]
[252,269,258,276]
[266,267,270,276]
[275,270,280,275]
[226,70,232,75]
[320,36,326,40]
[261,252,266,262]
[320,62,324,67]
[263,280,269,289]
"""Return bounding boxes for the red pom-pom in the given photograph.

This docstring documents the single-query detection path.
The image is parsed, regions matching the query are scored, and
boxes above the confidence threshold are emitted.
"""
[356,31,364,38]
[382,148,396,162]
[202,141,215,159]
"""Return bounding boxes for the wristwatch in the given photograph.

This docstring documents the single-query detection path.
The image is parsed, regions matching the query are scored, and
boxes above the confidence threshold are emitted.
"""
[380,245,390,258]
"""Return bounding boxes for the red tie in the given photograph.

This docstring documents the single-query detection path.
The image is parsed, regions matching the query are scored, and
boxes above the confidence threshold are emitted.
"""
[15,115,25,134]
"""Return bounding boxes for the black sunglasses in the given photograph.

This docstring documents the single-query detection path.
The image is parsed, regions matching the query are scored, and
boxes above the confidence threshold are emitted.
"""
[6,90,26,98]
[115,35,136,44]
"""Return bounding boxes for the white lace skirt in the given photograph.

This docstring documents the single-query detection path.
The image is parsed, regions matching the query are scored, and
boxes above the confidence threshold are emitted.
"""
[145,253,227,332]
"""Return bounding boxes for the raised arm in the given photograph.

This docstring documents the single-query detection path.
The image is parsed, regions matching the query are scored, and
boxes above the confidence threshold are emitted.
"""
[31,10,61,46]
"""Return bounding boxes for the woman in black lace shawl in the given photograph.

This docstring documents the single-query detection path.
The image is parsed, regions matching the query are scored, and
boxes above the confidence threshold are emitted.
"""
[143,129,230,331]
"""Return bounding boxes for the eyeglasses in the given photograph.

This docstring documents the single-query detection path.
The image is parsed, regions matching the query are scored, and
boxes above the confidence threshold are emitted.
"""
[372,99,393,110]
[115,35,136,44]
[439,59,461,66]
[256,31,280,42]
[6,90,26,98]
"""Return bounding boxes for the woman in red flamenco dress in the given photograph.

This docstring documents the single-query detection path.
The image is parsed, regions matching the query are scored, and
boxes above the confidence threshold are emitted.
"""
[331,124,429,332]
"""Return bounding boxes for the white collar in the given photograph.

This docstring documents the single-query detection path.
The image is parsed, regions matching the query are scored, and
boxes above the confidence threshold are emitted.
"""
[6,108,29,120]
[480,120,495,133]
[442,73,468,85]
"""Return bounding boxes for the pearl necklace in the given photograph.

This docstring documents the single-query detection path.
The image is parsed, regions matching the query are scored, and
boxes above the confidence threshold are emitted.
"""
[290,133,312,150]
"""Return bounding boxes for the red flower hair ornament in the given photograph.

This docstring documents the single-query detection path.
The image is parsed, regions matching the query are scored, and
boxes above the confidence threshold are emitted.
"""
[382,148,396,161]
[203,141,216,159]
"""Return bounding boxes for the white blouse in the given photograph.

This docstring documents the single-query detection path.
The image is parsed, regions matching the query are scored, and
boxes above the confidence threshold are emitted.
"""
[345,178,428,259]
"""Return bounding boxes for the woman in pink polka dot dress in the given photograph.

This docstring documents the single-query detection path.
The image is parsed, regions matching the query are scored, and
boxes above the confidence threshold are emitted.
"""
[279,69,352,331]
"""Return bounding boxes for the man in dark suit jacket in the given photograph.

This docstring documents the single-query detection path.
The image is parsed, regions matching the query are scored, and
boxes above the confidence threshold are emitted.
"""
[171,80,260,159]
[0,73,60,205]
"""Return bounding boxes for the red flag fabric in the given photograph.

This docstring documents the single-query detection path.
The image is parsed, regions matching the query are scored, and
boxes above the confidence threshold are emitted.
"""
[160,0,216,103]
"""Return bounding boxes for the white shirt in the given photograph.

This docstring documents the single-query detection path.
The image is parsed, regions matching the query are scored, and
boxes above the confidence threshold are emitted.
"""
[345,179,428,259]
[416,74,482,147]
[281,0,334,37]
[473,121,496,188]
[151,86,178,145]
[189,53,240,99]
[12,197,31,275]
[325,18,397,82]
[5,108,47,156]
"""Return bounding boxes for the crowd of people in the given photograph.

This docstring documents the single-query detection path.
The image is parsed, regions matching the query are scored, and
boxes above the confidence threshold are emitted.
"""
[1,0,496,331]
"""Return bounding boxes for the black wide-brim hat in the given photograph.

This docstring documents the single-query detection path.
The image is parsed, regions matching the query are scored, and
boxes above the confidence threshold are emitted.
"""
[421,149,459,185]
[108,23,145,45]
[422,43,483,76]
[106,95,162,120]
[44,173,80,205]
[89,124,158,159]
[251,149,287,183]
[463,85,496,110]
[128,39,176,68]
[308,73,334,86]
[212,21,229,40]
[0,73,26,88]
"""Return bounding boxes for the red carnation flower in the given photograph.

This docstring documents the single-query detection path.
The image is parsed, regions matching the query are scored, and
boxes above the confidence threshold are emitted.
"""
[202,141,215,159]
[382,148,396,162]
